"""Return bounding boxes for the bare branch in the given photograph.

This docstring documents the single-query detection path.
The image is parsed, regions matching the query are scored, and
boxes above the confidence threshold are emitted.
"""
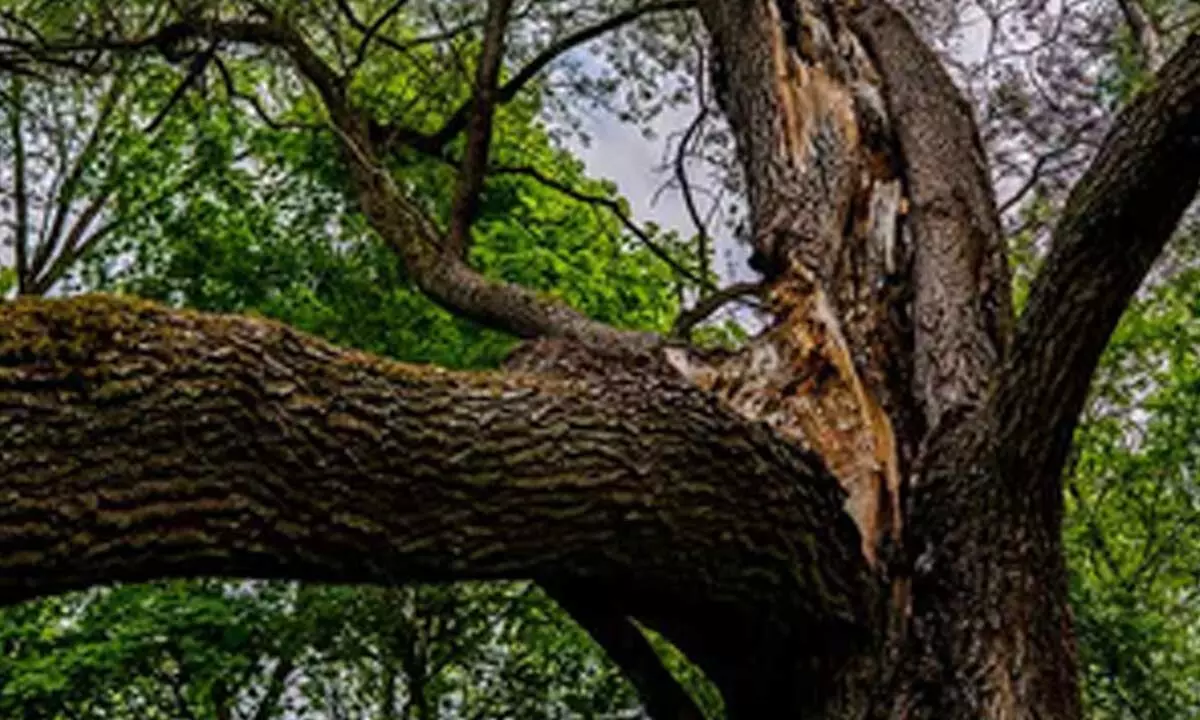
[347,0,412,71]
[1117,0,1165,72]
[445,0,514,259]
[335,121,658,348]
[29,150,253,297]
[995,121,1099,216]
[141,42,215,134]
[33,75,127,282]
[32,17,346,111]
[493,164,712,290]
[8,76,30,294]
[670,281,762,340]
[427,0,694,149]
[674,104,712,280]
[211,55,320,132]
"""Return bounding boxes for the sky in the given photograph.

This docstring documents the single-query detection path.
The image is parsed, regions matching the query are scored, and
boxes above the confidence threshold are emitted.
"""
[557,43,757,289]
[560,9,992,290]
[569,104,759,287]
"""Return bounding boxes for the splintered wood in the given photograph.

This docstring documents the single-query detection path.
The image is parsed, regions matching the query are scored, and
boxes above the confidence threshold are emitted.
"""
[668,272,901,566]
[671,0,910,565]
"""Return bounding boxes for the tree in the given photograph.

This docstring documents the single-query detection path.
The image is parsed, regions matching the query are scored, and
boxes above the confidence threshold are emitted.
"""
[1,1,1198,717]
[2,9,697,716]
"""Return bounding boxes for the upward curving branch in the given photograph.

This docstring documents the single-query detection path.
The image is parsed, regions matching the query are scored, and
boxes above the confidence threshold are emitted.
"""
[994,32,1200,487]
[0,295,872,635]
[336,117,660,350]
[16,10,661,351]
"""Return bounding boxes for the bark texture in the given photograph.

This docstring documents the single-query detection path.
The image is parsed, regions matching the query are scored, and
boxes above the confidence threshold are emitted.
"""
[0,295,876,713]
[3,2,1200,719]
[692,0,913,564]
[892,29,1200,720]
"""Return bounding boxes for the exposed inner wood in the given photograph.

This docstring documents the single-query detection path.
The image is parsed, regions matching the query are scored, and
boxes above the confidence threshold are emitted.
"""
[683,0,911,565]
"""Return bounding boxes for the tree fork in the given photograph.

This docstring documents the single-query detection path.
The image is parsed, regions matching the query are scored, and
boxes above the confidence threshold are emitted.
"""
[3,3,1200,718]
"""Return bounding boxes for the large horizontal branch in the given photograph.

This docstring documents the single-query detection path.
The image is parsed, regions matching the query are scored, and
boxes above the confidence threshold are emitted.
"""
[0,295,873,639]
[995,33,1200,487]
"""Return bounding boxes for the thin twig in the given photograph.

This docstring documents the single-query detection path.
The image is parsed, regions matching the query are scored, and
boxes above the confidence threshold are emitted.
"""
[494,164,711,289]
[670,281,762,339]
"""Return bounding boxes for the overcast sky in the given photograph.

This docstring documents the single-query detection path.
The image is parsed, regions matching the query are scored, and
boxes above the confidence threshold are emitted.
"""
[561,10,994,288]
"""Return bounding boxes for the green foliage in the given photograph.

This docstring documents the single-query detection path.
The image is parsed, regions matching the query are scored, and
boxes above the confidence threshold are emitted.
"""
[73,39,682,370]
[0,267,16,297]
[641,627,725,720]
[1,4,701,718]
[1066,233,1200,718]
[0,581,651,719]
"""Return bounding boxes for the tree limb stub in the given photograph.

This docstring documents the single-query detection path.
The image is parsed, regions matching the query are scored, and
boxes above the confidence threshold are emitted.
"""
[0,295,874,643]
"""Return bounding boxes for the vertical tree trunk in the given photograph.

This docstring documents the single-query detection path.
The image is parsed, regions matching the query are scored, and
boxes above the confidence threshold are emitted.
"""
[4,5,1198,720]
[690,2,1078,717]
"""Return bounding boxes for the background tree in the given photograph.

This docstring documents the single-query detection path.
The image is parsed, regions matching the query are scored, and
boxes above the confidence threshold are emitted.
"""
[1,0,1198,718]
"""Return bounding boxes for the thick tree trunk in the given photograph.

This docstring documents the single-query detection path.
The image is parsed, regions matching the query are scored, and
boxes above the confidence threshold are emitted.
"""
[3,2,1199,719]
[686,2,1200,718]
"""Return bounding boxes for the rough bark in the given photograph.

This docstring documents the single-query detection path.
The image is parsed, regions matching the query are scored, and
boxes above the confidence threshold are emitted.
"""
[0,295,875,707]
[892,30,1200,720]
[692,0,912,564]
[851,0,1013,428]
[4,3,1200,719]
[996,30,1200,491]
[690,3,1200,719]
